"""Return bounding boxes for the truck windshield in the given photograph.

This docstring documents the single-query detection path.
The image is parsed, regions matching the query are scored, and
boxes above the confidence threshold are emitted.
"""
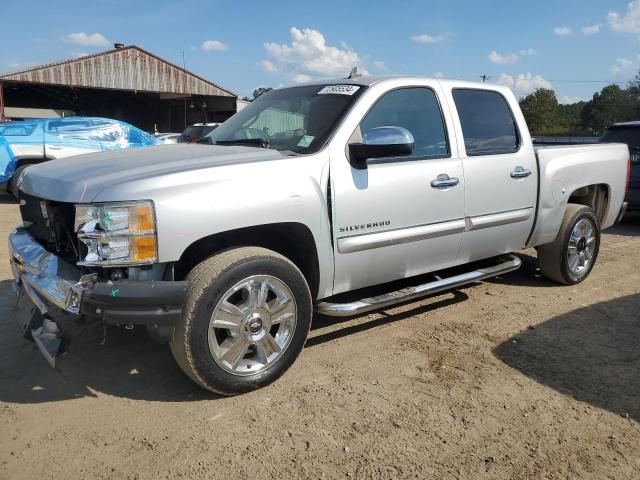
[203,84,366,154]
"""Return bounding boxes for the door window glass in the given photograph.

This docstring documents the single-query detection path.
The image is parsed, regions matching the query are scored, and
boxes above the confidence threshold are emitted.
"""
[360,88,449,158]
[452,89,519,156]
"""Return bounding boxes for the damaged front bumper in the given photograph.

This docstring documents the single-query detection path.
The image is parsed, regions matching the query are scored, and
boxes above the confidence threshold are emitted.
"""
[10,227,97,315]
[9,227,186,366]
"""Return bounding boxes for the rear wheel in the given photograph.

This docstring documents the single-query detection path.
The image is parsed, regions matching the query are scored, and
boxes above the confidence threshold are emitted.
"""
[170,247,312,395]
[537,204,600,285]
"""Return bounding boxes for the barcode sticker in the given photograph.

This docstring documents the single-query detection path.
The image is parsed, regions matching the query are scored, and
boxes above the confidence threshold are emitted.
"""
[317,85,361,95]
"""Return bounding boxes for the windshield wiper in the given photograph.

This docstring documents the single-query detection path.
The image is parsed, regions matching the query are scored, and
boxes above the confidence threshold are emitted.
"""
[214,138,271,149]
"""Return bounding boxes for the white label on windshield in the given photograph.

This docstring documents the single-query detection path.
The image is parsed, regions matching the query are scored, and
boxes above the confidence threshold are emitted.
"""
[297,135,315,147]
[317,85,360,95]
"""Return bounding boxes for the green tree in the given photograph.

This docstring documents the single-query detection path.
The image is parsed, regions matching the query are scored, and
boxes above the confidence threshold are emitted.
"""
[519,89,561,136]
[519,75,640,137]
[628,69,640,92]
[581,85,635,134]
[628,69,640,118]
[252,87,273,99]
[558,101,588,135]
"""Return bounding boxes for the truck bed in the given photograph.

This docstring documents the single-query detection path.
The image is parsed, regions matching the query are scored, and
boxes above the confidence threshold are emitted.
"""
[528,143,629,247]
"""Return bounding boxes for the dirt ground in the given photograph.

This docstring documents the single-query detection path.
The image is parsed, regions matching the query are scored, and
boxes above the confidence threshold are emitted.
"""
[0,190,638,480]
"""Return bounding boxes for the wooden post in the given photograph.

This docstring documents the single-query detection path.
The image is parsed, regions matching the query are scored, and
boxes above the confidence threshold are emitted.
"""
[0,82,5,121]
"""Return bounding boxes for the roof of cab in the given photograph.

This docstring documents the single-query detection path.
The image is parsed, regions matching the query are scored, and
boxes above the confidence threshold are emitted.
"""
[293,75,512,93]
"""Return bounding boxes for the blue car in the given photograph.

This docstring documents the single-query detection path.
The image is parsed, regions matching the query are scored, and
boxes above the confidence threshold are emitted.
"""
[0,117,160,197]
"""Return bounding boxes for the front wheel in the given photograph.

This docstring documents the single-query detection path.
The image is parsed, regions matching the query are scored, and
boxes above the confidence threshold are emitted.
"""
[537,203,600,285]
[170,247,312,395]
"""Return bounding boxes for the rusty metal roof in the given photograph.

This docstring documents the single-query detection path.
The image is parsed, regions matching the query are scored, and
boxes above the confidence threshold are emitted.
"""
[0,45,236,98]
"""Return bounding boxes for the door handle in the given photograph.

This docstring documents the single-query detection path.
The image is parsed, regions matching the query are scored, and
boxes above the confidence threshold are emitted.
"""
[430,174,460,189]
[48,145,63,150]
[511,166,532,178]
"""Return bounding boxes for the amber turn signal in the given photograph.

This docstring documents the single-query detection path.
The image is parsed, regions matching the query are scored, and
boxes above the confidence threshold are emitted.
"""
[131,204,155,233]
[131,236,157,262]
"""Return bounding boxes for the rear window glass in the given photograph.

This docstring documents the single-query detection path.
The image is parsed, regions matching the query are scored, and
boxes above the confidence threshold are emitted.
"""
[0,124,39,136]
[47,120,93,132]
[183,126,203,138]
[452,89,519,156]
[600,127,640,149]
[183,125,217,139]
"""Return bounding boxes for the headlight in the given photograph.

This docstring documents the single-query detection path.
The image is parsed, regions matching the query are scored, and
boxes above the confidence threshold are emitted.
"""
[74,201,158,266]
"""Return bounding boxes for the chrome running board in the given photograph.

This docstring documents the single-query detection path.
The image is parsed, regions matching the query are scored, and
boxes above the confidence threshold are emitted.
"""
[316,255,522,317]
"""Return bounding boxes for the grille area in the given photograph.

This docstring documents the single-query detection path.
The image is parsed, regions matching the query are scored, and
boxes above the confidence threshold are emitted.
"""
[19,193,82,263]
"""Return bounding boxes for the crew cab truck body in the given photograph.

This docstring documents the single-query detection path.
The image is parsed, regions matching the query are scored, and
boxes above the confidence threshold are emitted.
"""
[9,77,629,394]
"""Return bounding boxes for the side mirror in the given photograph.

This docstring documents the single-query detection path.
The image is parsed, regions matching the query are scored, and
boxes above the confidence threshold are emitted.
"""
[349,126,415,166]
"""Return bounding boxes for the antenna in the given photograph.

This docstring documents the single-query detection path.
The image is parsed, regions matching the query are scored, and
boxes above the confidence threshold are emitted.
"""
[480,74,491,83]
[347,67,362,79]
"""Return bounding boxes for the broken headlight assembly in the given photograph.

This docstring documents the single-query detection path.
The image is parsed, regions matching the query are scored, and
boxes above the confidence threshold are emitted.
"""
[74,201,158,266]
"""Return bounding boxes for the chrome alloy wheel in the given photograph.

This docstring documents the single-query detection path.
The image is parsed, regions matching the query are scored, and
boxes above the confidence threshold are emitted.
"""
[567,218,596,275]
[208,275,297,376]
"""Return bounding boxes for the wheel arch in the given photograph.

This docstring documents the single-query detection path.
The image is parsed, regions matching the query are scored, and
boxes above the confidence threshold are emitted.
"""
[529,183,609,248]
[567,183,610,223]
[174,222,321,299]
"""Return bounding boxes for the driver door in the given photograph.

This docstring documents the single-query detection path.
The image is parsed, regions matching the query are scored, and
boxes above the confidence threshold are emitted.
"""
[329,84,465,294]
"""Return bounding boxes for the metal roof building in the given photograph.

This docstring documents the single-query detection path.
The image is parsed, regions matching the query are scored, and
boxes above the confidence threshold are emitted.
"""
[0,44,237,132]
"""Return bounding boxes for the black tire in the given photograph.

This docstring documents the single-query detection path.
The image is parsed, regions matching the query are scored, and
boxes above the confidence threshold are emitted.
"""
[170,247,312,395]
[537,203,600,285]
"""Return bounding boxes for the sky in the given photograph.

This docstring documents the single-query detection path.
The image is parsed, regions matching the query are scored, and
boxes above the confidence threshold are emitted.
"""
[1,0,639,103]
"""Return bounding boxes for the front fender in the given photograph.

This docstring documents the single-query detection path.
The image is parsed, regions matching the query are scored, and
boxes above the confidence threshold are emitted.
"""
[95,152,335,298]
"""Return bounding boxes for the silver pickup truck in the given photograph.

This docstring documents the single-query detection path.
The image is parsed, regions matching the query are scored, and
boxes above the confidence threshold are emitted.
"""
[9,77,630,395]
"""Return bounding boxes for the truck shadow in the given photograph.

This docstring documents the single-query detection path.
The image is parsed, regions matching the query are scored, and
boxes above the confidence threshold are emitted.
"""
[485,252,555,289]
[0,280,212,403]
[0,316,208,404]
[0,189,17,204]
[489,212,639,289]
[606,211,640,237]
[0,279,468,404]
[307,290,469,347]
[494,294,640,422]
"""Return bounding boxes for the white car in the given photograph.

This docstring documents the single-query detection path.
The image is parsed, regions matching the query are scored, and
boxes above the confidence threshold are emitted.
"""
[154,133,181,144]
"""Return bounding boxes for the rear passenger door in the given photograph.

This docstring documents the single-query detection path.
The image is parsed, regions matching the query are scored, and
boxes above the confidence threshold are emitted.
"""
[448,88,538,262]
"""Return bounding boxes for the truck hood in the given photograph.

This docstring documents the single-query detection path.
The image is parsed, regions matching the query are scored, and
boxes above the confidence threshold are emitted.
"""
[19,144,285,202]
